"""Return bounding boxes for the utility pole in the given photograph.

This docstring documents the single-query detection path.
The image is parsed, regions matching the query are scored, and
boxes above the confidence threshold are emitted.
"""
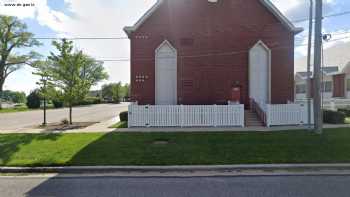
[307,0,314,130]
[42,76,47,126]
[313,0,323,134]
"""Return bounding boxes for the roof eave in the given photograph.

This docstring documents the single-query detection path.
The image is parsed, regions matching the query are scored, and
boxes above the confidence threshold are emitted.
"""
[293,27,304,34]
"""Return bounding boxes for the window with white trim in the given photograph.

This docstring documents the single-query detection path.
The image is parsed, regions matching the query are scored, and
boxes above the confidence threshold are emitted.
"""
[296,84,306,94]
[322,81,333,92]
[347,79,350,91]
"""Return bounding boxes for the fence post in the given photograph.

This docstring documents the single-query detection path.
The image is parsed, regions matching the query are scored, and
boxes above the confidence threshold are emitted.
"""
[330,100,336,111]
[181,104,184,128]
[266,104,271,127]
[214,104,217,127]
[128,104,131,128]
[241,105,245,128]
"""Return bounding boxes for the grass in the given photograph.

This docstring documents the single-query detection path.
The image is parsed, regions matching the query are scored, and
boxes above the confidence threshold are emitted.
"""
[109,121,128,128]
[1,128,350,166]
[0,104,57,114]
[0,105,29,113]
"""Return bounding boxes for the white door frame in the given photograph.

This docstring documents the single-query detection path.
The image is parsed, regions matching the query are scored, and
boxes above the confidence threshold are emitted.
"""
[155,40,178,105]
[249,40,272,104]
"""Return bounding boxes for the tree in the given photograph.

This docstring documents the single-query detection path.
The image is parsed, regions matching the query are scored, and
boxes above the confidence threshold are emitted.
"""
[102,83,122,103]
[44,39,108,124]
[26,89,41,109]
[0,16,41,109]
[1,90,26,103]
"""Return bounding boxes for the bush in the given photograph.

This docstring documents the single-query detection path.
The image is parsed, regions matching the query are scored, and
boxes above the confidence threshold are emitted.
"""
[119,111,128,122]
[338,108,350,117]
[73,97,102,106]
[323,110,346,124]
[26,90,41,109]
[52,99,64,108]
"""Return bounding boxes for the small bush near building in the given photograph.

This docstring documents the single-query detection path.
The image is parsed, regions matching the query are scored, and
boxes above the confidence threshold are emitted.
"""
[73,97,101,106]
[52,99,64,108]
[323,110,346,124]
[338,108,350,117]
[119,111,128,122]
[26,90,41,109]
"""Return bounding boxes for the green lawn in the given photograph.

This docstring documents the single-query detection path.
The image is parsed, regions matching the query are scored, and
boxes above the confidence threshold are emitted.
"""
[1,128,350,167]
[109,121,128,129]
[0,104,29,113]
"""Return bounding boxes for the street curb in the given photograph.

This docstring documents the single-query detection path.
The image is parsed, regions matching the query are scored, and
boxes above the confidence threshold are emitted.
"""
[2,164,350,174]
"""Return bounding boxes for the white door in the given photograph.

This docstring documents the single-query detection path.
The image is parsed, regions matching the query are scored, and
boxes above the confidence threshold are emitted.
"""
[249,41,270,105]
[155,40,177,105]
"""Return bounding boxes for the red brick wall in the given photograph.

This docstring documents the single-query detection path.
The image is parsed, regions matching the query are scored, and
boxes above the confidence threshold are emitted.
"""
[129,0,295,106]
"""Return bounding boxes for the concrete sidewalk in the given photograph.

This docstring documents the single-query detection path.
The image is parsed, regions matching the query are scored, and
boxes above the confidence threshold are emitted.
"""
[0,116,119,134]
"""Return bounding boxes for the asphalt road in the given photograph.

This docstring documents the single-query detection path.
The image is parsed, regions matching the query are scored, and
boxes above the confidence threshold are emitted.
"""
[0,103,128,130]
[0,175,349,197]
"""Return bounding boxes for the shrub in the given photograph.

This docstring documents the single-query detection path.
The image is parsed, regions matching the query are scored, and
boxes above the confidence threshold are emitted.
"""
[323,110,346,124]
[52,99,64,108]
[338,108,350,117]
[26,90,41,109]
[74,97,102,106]
[119,111,128,122]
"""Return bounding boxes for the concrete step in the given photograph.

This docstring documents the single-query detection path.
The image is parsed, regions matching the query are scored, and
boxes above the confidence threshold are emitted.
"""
[245,110,264,127]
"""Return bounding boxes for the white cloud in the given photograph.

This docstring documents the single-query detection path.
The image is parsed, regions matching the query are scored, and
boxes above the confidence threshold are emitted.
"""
[1,0,157,88]
[1,0,347,92]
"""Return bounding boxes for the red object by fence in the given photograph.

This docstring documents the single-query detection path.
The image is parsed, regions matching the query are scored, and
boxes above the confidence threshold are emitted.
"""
[231,87,241,103]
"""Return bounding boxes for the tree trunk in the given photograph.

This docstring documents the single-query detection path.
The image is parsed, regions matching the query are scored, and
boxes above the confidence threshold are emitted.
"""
[43,96,47,126]
[69,104,73,125]
[0,82,3,110]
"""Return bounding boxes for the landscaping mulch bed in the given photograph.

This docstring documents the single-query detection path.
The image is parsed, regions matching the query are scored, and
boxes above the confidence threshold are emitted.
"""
[36,122,98,131]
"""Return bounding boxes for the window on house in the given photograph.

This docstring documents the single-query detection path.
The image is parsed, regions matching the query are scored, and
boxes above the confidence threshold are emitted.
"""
[347,79,350,91]
[296,84,306,94]
[322,81,333,92]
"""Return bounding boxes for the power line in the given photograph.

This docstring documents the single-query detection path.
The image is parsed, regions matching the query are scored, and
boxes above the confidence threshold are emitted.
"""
[95,35,350,62]
[34,37,129,40]
[32,10,350,40]
[292,10,350,23]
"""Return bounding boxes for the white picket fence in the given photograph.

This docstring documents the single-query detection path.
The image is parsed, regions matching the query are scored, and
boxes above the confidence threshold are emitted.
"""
[128,104,245,128]
[265,103,314,127]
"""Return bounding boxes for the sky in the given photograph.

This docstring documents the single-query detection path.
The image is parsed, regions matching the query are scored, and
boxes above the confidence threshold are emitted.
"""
[1,0,350,94]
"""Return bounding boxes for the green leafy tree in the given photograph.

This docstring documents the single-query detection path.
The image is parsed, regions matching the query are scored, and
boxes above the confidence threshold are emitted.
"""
[26,89,41,109]
[102,82,126,103]
[44,39,108,124]
[102,83,129,103]
[0,16,41,109]
[1,90,26,103]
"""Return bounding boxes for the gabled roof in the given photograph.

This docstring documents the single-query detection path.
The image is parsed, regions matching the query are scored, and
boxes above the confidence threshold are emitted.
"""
[296,66,341,80]
[322,66,339,75]
[296,72,313,80]
[124,0,303,36]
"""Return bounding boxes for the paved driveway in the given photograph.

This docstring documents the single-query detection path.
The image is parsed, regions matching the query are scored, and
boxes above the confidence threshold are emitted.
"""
[1,175,350,197]
[0,103,128,131]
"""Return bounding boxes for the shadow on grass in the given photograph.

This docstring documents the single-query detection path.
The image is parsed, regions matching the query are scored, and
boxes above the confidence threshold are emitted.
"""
[0,134,61,166]
[22,128,350,196]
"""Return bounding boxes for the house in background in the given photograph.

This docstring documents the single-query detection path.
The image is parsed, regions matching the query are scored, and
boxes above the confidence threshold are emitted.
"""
[295,63,350,108]
[124,0,303,108]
